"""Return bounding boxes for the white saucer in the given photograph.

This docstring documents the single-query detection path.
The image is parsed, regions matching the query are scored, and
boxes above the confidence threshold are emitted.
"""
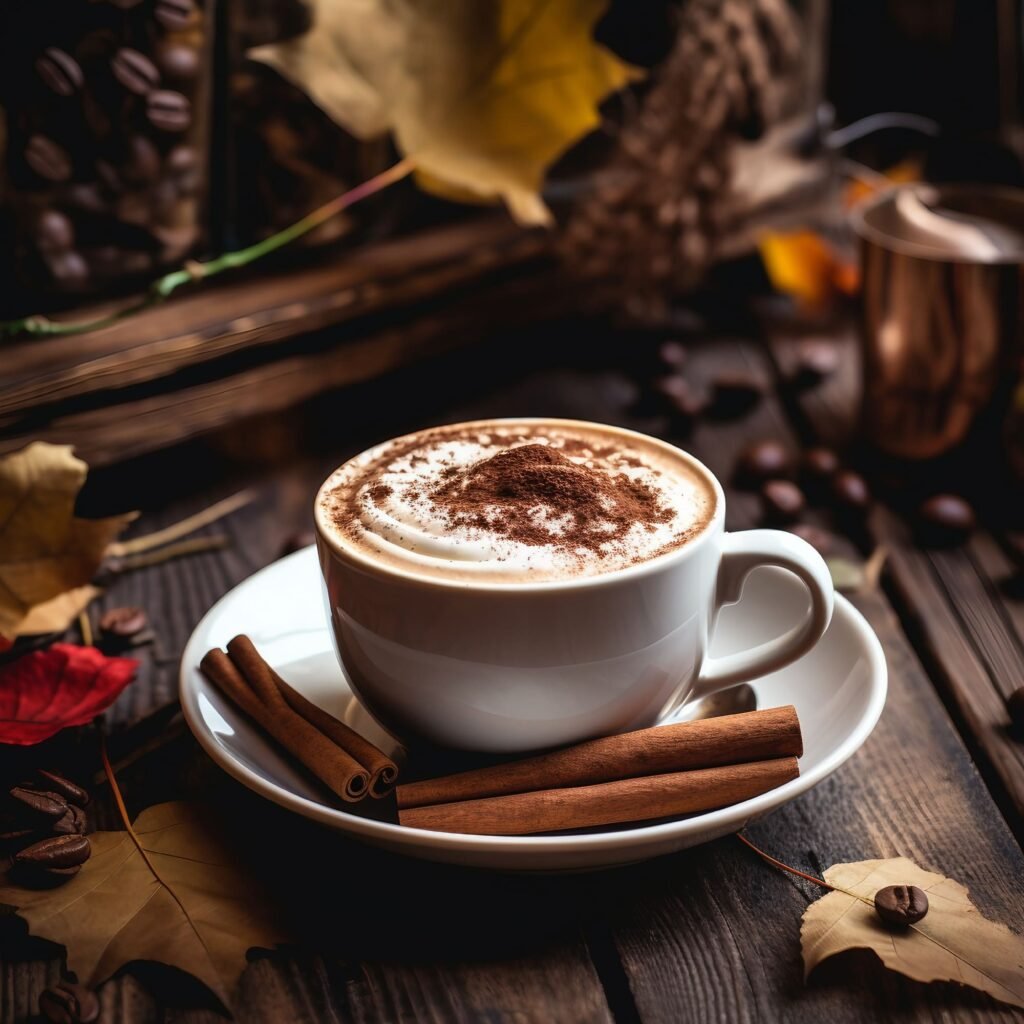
[180,547,886,871]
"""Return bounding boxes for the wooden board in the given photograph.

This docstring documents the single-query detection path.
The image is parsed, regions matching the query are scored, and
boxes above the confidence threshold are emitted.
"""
[3,325,1023,1023]
[764,324,1024,841]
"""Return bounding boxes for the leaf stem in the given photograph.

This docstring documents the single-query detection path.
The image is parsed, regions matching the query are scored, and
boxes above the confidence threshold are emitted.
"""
[110,534,229,572]
[2,157,417,340]
[108,489,254,557]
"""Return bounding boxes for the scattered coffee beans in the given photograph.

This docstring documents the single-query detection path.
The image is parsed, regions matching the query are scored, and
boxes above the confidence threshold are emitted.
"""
[35,210,75,254]
[801,447,840,484]
[831,470,871,513]
[657,341,688,371]
[99,606,148,638]
[761,480,805,523]
[874,884,929,926]
[35,48,84,96]
[147,89,191,132]
[10,787,68,823]
[787,523,835,556]
[736,440,790,486]
[36,770,90,807]
[652,376,706,428]
[155,0,196,30]
[112,48,161,95]
[39,980,100,1024]
[25,135,73,182]
[14,834,92,870]
[917,494,976,546]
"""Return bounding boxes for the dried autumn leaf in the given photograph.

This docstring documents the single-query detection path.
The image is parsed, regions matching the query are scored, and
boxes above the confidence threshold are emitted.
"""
[758,229,859,309]
[0,643,137,745]
[801,856,1024,1009]
[250,0,640,225]
[0,801,286,1005]
[0,443,136,639]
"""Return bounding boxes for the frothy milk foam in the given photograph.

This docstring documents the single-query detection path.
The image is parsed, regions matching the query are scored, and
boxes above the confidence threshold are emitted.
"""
[317,420,717,582]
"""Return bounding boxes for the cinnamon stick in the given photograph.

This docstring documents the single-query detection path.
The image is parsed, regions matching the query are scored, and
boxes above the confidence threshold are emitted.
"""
[396,706,801,810]
[224,635,399,798]
[199,648,371,802]
[399,757,800,835]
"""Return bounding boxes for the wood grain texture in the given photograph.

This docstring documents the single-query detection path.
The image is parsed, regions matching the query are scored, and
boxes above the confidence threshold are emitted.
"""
[603,337,1024,1023]
[764,323,1024,840]
[4,325,1024,1023]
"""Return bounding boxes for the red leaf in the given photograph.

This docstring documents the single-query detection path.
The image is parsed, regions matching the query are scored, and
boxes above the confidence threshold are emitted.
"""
[0,643,138,745]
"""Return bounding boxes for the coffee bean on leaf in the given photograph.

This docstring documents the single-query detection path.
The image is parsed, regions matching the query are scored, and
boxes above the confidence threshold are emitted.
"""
[874,884,929,926]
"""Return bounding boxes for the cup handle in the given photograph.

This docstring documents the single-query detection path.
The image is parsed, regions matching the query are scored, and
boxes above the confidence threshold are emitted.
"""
[689,529,835,701]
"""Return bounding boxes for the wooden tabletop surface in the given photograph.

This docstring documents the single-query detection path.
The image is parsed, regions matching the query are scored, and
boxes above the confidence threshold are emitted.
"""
[3,316,1024,1023]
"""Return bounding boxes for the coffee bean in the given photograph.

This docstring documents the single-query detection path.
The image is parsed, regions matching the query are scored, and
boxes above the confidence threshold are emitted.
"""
[801,447,840,482]
[112,48,160,95]
[36,770,89,808]
[147,90,191,132]
[14,833,91,869]
[157,43,199,82]
[35,210,75,254]
[874,884,929,926]
[761,480,805,523]
[65,183,105,214]
[787,523,835,556]
[51,804,88,836]
[917,494,976,546]
[125,135,161,184]
[652,376,706,429]
[47,251,89,289]
[831,470,871,513]
[1006,687,1024,731]
[154,0,196,30]
[279,531,316,558]
[35,48,84,96]
[95,159,126,196]
[707,373,765,420]
[657,341,688,371]
[167,144,197,176]
[736,440,790,486]
[791,339,840,389]
[99,606,148,638]
[10,787,68,822]
[39,980,100,1024]
[26,135,72,182]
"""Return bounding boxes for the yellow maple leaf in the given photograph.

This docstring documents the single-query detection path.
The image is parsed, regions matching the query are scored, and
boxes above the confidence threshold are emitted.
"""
[250,0,641,225]
[759,230,859,309]
[0,443,135,639]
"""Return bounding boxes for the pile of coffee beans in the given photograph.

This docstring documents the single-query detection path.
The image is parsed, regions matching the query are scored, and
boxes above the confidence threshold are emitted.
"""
[0,0,208,303]
[1,769,91,887]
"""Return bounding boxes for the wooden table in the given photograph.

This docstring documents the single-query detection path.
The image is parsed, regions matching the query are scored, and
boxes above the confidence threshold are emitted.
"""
[3,315,1024,1023]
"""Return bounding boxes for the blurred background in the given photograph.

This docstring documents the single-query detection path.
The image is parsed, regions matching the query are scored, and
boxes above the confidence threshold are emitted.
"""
[1,0,1023,534]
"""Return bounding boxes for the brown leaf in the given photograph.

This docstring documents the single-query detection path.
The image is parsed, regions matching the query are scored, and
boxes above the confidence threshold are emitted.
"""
[0,444,136,639]
[250,0,641,225]
[801,856,1024,1009]
[15,585,101,636]
[0,801,286,1004]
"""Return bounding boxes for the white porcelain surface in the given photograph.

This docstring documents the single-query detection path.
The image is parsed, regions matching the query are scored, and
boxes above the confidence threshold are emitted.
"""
[315,419,835,753]
[180,546,886,872]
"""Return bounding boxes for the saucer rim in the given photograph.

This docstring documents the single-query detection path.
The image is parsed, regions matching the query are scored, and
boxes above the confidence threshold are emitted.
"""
[179,546,887,855]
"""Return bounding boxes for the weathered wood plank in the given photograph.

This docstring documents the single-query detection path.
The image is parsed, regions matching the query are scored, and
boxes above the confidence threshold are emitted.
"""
[0,218,543,413]
[764,322,1024,839]
[606,337,1024,1022]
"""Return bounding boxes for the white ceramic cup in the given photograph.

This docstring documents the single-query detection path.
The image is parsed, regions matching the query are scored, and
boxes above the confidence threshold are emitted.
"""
[314,419,834,753]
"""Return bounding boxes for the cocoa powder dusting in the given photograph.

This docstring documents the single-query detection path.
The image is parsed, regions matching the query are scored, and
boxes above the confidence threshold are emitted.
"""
[429,444,675,555]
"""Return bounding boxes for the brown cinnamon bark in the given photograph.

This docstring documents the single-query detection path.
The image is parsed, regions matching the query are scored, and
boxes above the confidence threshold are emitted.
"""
[399,757,800,835]
[224,635,399,798]
[199,647,371,802]
[397,706,801,810]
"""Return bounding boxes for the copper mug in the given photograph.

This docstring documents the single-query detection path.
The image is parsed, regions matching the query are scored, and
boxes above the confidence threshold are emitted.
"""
[852,184,1024,459]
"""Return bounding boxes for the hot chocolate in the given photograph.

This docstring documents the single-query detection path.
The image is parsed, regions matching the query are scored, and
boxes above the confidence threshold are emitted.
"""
[317,420,717,583]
